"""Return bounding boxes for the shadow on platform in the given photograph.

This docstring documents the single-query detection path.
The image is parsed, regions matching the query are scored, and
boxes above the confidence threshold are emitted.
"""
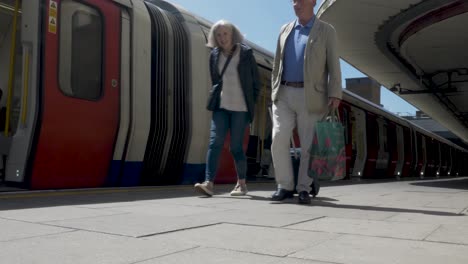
[217,193,464,217]
[1,179,466,218]
[411,178,468,190]
[0,186,206,211]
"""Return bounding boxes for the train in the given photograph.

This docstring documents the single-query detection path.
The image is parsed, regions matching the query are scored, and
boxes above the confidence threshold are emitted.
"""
[0,0,467,190]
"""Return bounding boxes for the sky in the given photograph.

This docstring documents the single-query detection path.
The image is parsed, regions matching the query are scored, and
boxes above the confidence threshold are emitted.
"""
[167,0,418,116]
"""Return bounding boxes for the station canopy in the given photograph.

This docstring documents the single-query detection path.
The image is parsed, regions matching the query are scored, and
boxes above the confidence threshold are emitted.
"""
[318,0,468,143]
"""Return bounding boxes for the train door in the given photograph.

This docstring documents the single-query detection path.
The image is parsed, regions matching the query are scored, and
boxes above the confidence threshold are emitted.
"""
[447,147,453,176]
[461,151,468,176]
[436,143,443,176]
[3,0,39,186]
[463,152,468,176]
[412,130,421,176]
[452,149,458,176]
[401,127,412,177]
[394,125,405,177]
[425,138,433,176]
[420,135,427,178]
[433,140,439,176]
[385,121,398,178]
[350,106,366,178]
[363,112,378,178]
[29,0,121,189]
[375,117,389,177]
[439,143,448,176]
[341,103,353,178]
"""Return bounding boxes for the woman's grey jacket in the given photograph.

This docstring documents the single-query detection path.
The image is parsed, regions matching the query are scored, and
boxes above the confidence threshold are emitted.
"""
[209,43,260,122]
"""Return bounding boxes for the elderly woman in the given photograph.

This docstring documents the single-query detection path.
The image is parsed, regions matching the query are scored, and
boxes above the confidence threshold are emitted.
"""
[195,20,260,197]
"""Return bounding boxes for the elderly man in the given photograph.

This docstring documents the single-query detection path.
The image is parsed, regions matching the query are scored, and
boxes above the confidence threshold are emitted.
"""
[270,0,342,204]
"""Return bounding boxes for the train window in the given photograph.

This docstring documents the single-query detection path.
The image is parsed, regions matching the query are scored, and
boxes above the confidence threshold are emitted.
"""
[59,1,103,100]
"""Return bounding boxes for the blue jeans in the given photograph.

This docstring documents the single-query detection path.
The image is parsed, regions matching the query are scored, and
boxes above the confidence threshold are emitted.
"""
[205,109,250,182]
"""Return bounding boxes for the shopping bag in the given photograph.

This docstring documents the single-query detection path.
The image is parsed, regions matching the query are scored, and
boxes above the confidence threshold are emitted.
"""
[308,109,346,181]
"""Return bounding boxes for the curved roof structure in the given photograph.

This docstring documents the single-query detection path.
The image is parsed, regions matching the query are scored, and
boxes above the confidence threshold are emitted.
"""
[318,0,468,143]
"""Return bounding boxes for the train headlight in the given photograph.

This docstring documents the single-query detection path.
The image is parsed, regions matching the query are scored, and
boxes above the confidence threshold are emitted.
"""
[437,172,440,176]
[420,172,424,176]
[448,172,451,176]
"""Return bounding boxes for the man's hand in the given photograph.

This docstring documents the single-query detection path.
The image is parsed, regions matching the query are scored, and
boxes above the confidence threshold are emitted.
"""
[328,97,341,109]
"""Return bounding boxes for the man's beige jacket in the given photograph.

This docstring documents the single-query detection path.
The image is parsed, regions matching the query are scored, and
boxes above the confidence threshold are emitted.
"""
[271,17,342,113]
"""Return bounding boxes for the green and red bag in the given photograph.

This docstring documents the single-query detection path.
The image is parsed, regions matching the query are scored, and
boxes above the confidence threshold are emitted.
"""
[308,109,346,181]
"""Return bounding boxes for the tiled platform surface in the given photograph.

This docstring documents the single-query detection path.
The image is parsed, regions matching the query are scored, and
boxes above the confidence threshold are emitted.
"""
[1,177,468,264]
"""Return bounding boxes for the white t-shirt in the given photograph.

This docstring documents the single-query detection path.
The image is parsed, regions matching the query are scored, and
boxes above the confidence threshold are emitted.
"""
[218,48,248,112]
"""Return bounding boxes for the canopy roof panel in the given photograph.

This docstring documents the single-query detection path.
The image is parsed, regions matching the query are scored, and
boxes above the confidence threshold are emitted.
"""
[318,0,468,143]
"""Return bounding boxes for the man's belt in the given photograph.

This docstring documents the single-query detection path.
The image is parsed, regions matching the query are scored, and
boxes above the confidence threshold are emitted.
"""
[281,81,304,88]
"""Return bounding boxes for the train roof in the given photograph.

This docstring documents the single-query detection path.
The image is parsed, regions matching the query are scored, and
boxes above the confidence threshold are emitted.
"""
[410,120,466,151]
[343,90,410,127]
[139,0,274,69]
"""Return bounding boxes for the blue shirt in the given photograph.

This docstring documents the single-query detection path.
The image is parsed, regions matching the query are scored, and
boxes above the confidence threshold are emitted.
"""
[282,17,315,82]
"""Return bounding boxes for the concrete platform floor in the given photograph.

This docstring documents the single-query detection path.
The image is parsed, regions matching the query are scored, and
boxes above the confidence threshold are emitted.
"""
[1,177,468,263]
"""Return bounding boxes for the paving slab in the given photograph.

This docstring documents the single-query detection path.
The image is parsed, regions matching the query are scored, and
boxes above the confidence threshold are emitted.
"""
[425,223,468,245]
[290,234,468,264]
[196,195,305,214]
[355,204,462,216]
[295,205,397,220]
[75,200,157,209]
[149,223,340,257]
[0,230,195,264]
[45,213,221,237]
[78,196,236,209]
[424,196,468,210]
[138,247,329,264]
[386,211,468,224]
[287,217,439,240]
[0,206,124,222]
[108,203,229,217]
[0,218,72,242]
[205,209,322,227]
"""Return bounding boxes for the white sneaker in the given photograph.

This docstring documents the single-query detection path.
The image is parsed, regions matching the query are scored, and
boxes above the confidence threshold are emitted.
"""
[194,181,214,196]
[230,184,248,196]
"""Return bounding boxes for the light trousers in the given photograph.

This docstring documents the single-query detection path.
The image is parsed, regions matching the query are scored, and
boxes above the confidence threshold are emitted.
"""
[271,85,325,192]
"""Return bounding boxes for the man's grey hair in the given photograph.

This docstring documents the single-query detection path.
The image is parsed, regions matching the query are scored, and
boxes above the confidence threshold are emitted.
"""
[206,20,244,48]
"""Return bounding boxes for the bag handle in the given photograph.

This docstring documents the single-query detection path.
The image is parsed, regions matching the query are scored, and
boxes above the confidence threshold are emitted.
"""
[331,108,341,122]
[321,107,341,123]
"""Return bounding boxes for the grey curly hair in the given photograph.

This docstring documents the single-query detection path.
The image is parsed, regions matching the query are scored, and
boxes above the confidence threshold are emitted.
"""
[206,20,244,48]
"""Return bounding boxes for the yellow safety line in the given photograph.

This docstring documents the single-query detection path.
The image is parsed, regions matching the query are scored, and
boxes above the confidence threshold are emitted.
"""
[0,182,274,199]
[4,0,20,136]
[0,186,193,199]
[21,52,30,125]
